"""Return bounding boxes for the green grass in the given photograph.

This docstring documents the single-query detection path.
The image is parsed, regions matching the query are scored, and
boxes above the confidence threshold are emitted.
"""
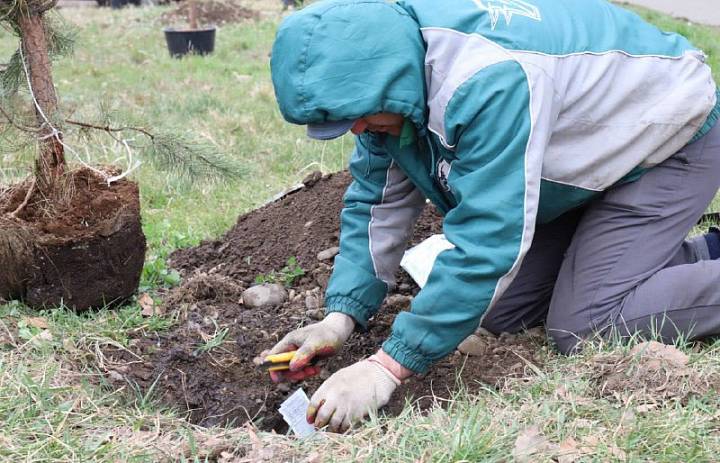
[2,2,720,461]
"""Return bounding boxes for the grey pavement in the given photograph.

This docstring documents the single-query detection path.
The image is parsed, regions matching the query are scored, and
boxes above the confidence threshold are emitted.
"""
[622,0,720,27]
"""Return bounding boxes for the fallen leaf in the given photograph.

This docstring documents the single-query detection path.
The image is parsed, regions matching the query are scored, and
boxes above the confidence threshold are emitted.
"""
[194,435,232,459]
[303,451,322,463]
[636,403,658,413]
[609,445,627,460]
[554,385,594,406]
[557,437,583,463]
[23,316,48,329]
[513,426,556,462]
[582,435,600,446]
[579,435,627,460]
[138,293,155,317]
[618,409,636,434]
[241,426,276,462]
[35,330,53,342]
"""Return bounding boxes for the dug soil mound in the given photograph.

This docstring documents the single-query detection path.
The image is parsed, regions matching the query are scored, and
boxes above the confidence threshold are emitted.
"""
[102,171,547,431]
[0,167,146,309]
[160,0,258,27]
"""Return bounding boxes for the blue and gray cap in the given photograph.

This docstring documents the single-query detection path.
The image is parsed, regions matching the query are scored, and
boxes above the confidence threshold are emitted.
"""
[307,120,355,140]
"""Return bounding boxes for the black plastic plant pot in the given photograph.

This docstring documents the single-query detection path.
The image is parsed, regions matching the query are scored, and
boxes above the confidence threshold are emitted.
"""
[111,0,140,8]
[164,27,216,58]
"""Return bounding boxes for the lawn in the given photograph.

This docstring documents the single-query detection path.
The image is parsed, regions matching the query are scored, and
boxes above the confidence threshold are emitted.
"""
[1,1,720,461]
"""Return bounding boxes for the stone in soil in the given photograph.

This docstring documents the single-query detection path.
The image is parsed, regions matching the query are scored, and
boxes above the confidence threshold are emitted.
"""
[102,171,548,431]
[316,246,339,261]
[457,334,488,356]
[242,283,287,308]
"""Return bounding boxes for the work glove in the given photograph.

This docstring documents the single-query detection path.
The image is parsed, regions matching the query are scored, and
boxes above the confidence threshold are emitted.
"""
[262,312,355,382]
[307,357,401,433]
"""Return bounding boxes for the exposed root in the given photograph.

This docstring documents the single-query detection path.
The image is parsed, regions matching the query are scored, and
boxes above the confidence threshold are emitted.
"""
[8,178,35,219]
[0,220,34,300]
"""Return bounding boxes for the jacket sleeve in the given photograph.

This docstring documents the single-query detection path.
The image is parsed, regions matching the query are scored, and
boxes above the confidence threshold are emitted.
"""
[383,60,547,373]
[324,132,427,328]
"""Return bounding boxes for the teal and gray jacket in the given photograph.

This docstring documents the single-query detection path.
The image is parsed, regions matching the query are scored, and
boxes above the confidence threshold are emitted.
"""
[270,0,720,373]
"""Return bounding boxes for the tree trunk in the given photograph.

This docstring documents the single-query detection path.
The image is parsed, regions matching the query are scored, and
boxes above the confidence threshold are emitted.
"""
[17,13,65,191]
[189,0,198,30]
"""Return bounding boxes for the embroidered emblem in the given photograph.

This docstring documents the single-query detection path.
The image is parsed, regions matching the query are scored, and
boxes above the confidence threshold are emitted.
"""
[472,0,542,30]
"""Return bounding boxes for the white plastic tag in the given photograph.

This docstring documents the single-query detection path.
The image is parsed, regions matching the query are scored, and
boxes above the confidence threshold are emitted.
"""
[400,234,455,288]
[279,388,316,438]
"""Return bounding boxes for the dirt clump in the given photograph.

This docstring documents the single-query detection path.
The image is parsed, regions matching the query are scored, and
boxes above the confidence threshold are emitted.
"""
[160,0,259,27]
[590,341,718,404]
[103,171,547,431]
[0,168,146,310]
[164,272,245,306]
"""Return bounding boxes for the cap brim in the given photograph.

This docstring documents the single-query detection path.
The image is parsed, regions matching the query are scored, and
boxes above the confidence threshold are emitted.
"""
[306,120,355,140]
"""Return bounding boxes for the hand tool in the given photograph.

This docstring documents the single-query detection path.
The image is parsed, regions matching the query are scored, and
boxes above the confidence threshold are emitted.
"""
[259,351,298,371]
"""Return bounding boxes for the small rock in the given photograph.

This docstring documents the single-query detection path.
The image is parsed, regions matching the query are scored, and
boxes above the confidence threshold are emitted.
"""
[319,368,332,380]
[277,383,291,393]
[288,289,296,300]
[108,370,124,382]
[457,334,488,356]
[313,271,330,289]
[524,326,545,339]
[385,294,412,309]
[304,220,314,228]
[305,295,321,310]
[187,319,202,331]
[242,284,288,308]
[317,246,340,261]
[475,327,496,338]
[305,309,325,321]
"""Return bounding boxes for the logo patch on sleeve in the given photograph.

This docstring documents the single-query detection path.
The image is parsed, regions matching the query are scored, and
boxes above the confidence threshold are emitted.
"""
[472,0,542,30]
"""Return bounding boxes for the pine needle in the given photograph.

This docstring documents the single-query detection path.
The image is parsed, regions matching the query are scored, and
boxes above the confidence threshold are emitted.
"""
[141,131,246,184]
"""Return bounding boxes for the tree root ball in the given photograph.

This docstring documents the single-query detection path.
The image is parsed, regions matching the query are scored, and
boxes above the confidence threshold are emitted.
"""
[0,168,146,310]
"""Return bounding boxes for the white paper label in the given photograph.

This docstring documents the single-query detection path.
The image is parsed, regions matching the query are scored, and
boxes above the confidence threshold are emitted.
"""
[279,388,316,438]
[400,234,456,288]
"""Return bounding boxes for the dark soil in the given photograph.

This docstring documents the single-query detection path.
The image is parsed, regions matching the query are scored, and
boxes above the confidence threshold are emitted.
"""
[0,168,146,309]
[160,0,259,27]
[103,171,547,431]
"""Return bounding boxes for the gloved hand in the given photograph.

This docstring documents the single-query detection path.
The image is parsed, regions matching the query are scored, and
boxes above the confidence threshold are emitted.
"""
[262,312,355,382]
[306,357,401,432]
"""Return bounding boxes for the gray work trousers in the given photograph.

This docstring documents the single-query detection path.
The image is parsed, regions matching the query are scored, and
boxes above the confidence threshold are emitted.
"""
[481,122,720,354]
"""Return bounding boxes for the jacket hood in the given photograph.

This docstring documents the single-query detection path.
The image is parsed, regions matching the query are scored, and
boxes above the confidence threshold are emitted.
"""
[270,0,427,130]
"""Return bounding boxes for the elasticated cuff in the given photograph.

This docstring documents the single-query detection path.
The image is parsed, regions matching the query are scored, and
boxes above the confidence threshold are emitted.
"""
[324,295,373,329]
[382,333,432,374]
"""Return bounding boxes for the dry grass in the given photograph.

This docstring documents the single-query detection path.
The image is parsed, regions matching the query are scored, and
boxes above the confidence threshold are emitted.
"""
[2,1,720,462]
